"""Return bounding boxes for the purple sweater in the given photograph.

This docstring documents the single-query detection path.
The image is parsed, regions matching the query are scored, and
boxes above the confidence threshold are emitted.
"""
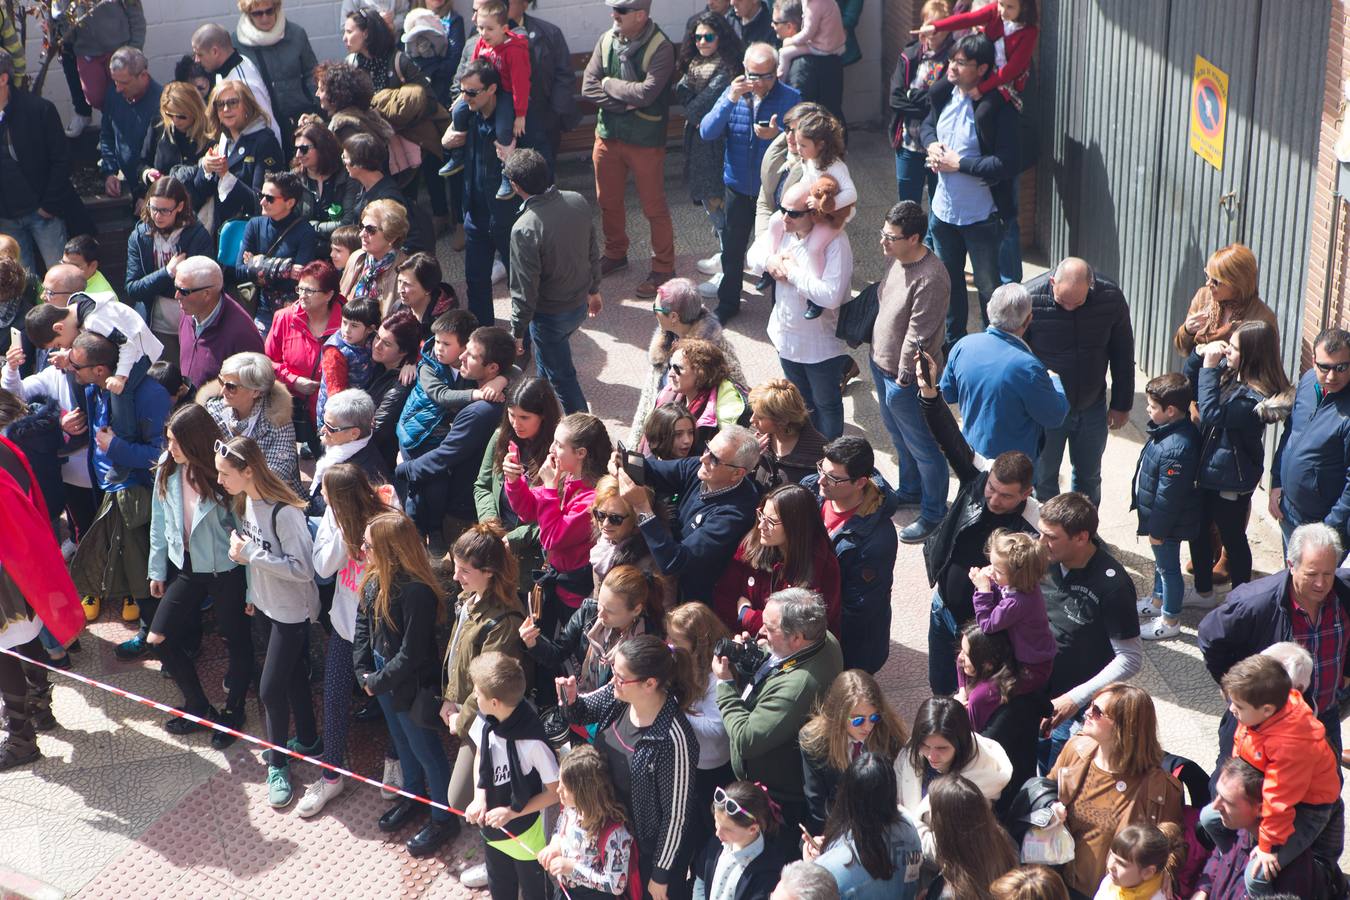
[972,583,1057,692]
[179,293,265,389]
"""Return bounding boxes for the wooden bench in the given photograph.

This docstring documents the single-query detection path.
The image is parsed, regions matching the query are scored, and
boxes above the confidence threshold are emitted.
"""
[557,50,686,156]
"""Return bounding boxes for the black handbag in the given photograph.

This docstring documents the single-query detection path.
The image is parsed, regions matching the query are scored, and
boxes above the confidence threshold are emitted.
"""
[834,280,880,349]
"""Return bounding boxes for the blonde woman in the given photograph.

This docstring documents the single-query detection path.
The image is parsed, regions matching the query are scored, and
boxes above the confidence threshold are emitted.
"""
[146,82,211,186]
[191,80,284,232]
[340,198,409,314]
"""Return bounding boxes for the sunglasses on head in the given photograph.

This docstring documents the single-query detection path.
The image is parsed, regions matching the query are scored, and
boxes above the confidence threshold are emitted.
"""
[713,787,755,822]
[592,509,629,527]
[849,712,882,728]
[214,439,247,463]
[779,206,809,219]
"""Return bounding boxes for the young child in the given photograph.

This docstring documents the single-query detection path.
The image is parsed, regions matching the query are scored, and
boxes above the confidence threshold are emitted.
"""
[968,528,1055,695]
[1096,823,1186,900]
[776,0,846,80]
[403,9,459,108]
[464,651,560,900]
[314,297,380,426]
[537,745,637,900]
[441,0,530,200]
[329,225,362,274]
[696,781,786,900]
[919,0,1039,108]
[146,359,195,411]
[60,236,118,304]
[1131,372,1202,641]
[1202,654,1341,896]
[396,308,507,456]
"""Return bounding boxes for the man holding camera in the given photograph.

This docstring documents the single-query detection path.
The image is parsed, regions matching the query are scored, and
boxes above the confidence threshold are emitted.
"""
[714,588,842,833]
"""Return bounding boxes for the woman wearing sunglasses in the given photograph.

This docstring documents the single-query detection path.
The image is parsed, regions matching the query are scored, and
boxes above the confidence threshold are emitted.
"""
[339,198,409,315]
[125,175,214,363]
[558,634,701,900]
[199,351,302,495]
[694,781,784,900]
[192,80,285,237]
[147,82,211,188]
[1047,683,1182,895]
[216,435,320,810]
[235,0,320,151]
[292,122,358,251]
[798,669,908,835]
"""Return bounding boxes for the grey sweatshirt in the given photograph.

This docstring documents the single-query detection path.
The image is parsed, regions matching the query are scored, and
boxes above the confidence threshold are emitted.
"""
[239,498,320,624]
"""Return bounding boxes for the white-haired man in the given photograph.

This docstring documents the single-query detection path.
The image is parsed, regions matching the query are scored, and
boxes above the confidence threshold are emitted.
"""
[173,256,264,387]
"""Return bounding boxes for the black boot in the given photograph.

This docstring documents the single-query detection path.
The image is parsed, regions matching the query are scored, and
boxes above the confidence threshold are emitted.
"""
[24,662,56,731]
[0,690,41,771]
[753,271,774,292]
[802,300,823,320]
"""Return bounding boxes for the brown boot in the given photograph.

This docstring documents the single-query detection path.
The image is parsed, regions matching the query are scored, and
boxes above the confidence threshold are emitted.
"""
[0,690,41,772]
[1210,523,1230,584]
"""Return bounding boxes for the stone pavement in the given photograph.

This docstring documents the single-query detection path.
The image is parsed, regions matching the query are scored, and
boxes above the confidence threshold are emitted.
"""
[0,124,1338,897]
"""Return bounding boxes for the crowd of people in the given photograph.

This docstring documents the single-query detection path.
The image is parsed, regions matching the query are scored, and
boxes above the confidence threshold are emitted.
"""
[0,0,1346,898]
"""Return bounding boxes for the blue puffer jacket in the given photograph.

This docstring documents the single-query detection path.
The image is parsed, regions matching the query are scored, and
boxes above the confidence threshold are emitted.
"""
[396,338,457,453]
[315,332,374,424]
[1130,417,1201,540]
[1272,369,1350,534]
[698,79,801,196]
[1195,364,1292,494]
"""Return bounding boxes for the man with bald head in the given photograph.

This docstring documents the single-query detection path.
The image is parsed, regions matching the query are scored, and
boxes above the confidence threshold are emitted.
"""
[1023,257,1134,507]
[190,23,282,146]
[40,264,88,308]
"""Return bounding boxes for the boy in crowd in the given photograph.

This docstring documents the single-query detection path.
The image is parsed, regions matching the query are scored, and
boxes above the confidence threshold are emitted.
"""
[329,225,362,274]
[60,236,117,303]
[315,297,380,426]
[396,309,506,458]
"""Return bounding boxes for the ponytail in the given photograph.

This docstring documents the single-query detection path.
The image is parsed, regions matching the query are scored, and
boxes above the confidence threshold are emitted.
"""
[602,564,667,624]
[615,633,700,714]
[1109,823,1188,892]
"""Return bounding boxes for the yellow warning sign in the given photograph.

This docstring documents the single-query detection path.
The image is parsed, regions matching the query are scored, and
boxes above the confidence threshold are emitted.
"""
[1189,55,1228,171]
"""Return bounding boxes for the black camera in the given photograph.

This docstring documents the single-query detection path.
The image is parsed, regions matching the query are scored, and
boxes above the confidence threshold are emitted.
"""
[714,636,768,680]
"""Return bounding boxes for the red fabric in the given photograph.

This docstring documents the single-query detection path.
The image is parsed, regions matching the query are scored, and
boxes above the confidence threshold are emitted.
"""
[472,31,531,119]
[320,344,351,399]
[932,2,1038,96]
[0,436,82,646]
[821,502,853,534]
[264,299,343,416]
[710,537,841,637]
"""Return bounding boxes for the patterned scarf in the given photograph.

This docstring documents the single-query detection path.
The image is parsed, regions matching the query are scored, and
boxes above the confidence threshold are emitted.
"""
[353,250,397,302]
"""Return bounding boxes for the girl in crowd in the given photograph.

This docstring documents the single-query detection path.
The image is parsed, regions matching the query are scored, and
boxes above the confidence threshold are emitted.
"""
[1049,684,1183,894]
[588,475,665,589]
[521,564,663,694]
[536,745,637,899]
[799,669,908,834]
[237,169,318,329]
[366,309,422,472]
[125,176,213,361]
[665,601,731,851]
[955,620,1017,732]
[504,413,613,635]
[696,782,785,900]
[305,464,399,818]
[146,405,251,749]
[344,8,420,91]
[969,528,1055,695]
[890,0,952,205]
[559,634,701,900]
[989,867,1070,900]
[748,379,827,488]
[234,0,320,143]
[392,253,457,340]
[293,121,359,246]
[642,402,697,462]
[920,0,1039,104]
[148,81,211,187]
[264,258,343,452]
[340,198,409,314]
[1095,823,1187,900]
[194,80,284,232]
[803,752,921,900]
[712,484,841,636]
[198,351,302,495]
[217,435,320,809]
[354,511,457,856]
[675,14,742,263]
[926,774,1020,899]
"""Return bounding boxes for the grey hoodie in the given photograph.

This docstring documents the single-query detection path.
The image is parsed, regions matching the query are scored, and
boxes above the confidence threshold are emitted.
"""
[239,498,319,624]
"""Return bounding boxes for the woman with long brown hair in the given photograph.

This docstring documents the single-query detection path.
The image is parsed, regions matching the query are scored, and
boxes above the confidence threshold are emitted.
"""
[292,120,357,245]
[125,176,214,361]
[926,774,1020,899]
[665,601,731,852]
[648,337,749,449]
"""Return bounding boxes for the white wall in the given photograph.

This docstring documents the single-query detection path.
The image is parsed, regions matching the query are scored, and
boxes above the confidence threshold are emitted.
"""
[28,0,881,125]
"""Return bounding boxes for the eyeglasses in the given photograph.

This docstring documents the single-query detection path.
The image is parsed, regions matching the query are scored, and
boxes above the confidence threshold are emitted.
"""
[613,672,644,686]
[294,143,312,155]
[815,461,851,486]
[460,87,484,98]
[248,6,277,16]
[174,284,209,297]
[694,32,717,42]
[756,509,782,528]
[214,438,247,463]
[148,204,178,216]
[848,712,882,727]
[217,376,243,393]
[592,509,630,527]
[215,96,242,110]
[1085,702,1112,721]
[361,223,381,235]
[949,56,975,68]
[259,192,279,204]
[1314,359,1350,374]
[1204,273,1223,288]
[295,286,325,297]
[702,447,745,470]
[779,206,809,219]
[713,787,756,821]
[879,230,903,243]
[360,537,372,553]
[744,71,775,81]
[41,288,73,299]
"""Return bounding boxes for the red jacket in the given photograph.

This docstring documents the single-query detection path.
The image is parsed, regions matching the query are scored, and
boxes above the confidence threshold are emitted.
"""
[264,299,343,417]
[710,537,841,637]
[933,2,1037,96]
[473,31,531,120]
[1232,689,1341,852]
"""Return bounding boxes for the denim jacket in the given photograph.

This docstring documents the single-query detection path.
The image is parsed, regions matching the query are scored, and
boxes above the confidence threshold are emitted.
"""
[148,466,238,581]
[815,816,922,900]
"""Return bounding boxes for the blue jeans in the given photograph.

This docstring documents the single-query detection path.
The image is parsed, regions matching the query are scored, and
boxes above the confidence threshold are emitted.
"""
[1034,397,1109,507]
[998,191,1022,285]
[871,359,948,524]
[779,354,850,440]
[928,214,1003,351]
[373,668,452,823]
[928,591,959,696]
[895,147,936,206]
[463,201,513,327]
[0,210,67,274]
[1150,539,1183,617]
[529,303,588,414]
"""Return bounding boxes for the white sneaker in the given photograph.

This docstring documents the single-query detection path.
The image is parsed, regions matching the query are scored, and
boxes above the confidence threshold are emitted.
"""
[296,776,345,818]
[380,758,402,801]
[1136,596,1161,618]
[491,259,506,284]
[696,254,722,275]
[1141,618,1182,641]
[65,113,90,138]
[60,539,78,561]
[460,863,489,888]
[1181,588,1218,610]
[698,274,722,298]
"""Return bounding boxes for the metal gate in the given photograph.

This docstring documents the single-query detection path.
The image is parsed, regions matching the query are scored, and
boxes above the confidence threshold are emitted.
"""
[1034,0,1328,375]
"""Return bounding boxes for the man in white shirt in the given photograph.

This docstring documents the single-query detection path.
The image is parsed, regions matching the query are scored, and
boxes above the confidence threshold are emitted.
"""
[191,24,283,147]
[745,181,853,439]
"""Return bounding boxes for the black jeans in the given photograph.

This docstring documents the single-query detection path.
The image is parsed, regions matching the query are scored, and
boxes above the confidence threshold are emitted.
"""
[152,556,250,712]
[1190,490,1253,593]
[787,54,845,125]
[65,484,99,543]
[484,833,547,900]
[716,188,757,320]
[60,46,92,117]
[258,615,317,759]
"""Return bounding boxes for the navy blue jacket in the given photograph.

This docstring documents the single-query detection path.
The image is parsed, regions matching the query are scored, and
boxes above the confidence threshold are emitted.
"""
[99,79,162,196]
[235,211,318,311]
[698,79,800,196]
[1130,417,1201,541]
[919,78,1019,219]
[1272,369,1350,535]
[190,123,285,231]
[1195,364,1291,494]
[124,221,215,306]
[1023,271,1135,413]
[395,396,504,521]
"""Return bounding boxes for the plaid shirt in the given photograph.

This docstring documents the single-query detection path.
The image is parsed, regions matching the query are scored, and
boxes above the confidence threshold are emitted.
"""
[1288,595,1348,714]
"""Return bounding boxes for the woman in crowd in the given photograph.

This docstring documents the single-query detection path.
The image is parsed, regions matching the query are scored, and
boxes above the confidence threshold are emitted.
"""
[148,82,211,187]
[235,0,319,144]
[665,601,730,851]
[125,176,214,360]
[748,379,827,488]
[559,634,701,900]
[314,61,394,148]
[925,774,1020,899]
[1048,683,1184,894]
[198,351,303,495]
[642,402,697,462]
[344,8,420,91]
[217,435,320,809]
[392,252,456,340]
[956,620,1017,732]
[294,121,358,246]
[649,338,749,451]
[175,54,214,101]
[799,669,908,834]
[675,14,740,265]
[989,867,1069,900]
[712,483,840,635]
[695,781,784,900]
[889,0,952,204]
[340,198,409,314]
[353,510,457,856]
[264,259,343,450]
[367,309,422,472]
[237,170,319,329]
[145,405,250,750]
[194,80,285,232]
[588,474,664,588]
[474,377,562,586]
[803,752,922,900]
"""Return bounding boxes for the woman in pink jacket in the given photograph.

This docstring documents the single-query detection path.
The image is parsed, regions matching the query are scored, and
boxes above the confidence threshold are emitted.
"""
[263,260,343,453]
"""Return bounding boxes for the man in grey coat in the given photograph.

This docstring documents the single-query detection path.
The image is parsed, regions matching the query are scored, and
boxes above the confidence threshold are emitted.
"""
[505,149,600,414]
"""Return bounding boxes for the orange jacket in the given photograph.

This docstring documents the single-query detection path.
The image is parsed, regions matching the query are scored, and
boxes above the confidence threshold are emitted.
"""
[1232,689,1340,852]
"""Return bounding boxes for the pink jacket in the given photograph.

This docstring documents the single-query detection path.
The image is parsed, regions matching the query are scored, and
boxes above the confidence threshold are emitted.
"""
[503,475,596,603]
[784,0,846,56]
[263,299,343,417]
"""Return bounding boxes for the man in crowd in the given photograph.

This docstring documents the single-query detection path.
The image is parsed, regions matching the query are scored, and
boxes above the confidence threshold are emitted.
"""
[917,357,1037,691]
[1270,327,1350,547]
[872,200,949,539]
[191,23,282,146]
[686,0,733,36]
[771,862,840,900]
[730,0,776,46]
[715,588,842,831]
[701,42,800,323]
[0,50,81,275]
[40,263,88,310]
[505,148,600,414]
[940,283,1067,462]
[804,435,899,674]
[444,60,522,326]
[920,33,1017,351]
[1023,258,1134,506]
[581,0,677,299]
[99,47,161,207]
[1038,492,1142,766]
[173,256,265,388]
[617,425,760,603]
[754,101,819,237]
[770,0,844,122]
[344,135,434,256]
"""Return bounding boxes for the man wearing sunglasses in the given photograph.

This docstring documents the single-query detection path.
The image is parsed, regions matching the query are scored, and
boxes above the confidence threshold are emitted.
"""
[172,256,264,390]
[1271,328,1350,548]
[99,47,161,207]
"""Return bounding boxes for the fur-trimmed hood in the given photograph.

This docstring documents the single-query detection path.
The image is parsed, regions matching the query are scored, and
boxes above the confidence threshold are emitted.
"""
[329,107,396,145]
[1254,388,1294,424]
[646,312,748,387]
[195,378,293,429]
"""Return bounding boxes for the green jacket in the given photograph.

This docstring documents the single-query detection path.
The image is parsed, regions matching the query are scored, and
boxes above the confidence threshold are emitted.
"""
[583,23,675,148]
[716,633,843,803]
[473,431,544,574]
